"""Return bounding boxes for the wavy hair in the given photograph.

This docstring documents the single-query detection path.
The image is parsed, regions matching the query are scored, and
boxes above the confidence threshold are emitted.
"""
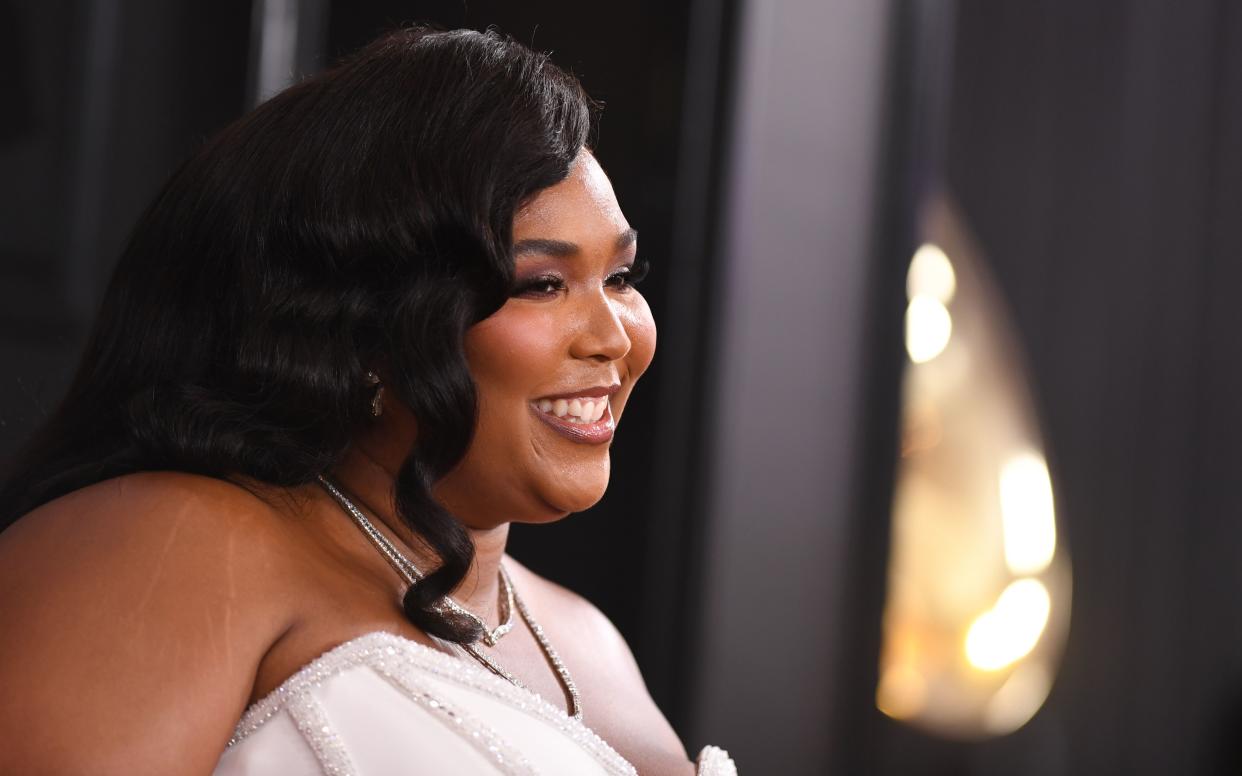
[0,27,594,643]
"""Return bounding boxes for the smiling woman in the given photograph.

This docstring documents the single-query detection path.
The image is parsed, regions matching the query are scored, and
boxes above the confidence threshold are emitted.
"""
[456,159,655,520]
[0,27,730,776]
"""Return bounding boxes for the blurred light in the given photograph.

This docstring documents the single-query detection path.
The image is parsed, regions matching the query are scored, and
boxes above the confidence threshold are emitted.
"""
[878,198,1070,739]
[905,295,952,363]
[876,662,928,720]
[900,399,943,457]
[983,662,1053,735]
[907,243,957,303]
[252,0,301,104]
[1000,451,1057,574]
[965,579,1051,671]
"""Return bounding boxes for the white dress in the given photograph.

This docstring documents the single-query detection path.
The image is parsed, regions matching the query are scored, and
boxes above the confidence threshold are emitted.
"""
[213,632,736,775]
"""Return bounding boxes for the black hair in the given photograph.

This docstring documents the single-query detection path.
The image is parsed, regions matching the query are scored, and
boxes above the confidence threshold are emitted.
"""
[0,27,594,643]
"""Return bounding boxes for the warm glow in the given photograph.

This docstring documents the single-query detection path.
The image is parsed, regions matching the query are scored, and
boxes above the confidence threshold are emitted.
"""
[964,579,1052,671]
[876,663,928,720]
[877,197,1070,739]
[999,452,1057,574]
[907,243,957,303]
[905,295,952,363]
[983,663,1053,735]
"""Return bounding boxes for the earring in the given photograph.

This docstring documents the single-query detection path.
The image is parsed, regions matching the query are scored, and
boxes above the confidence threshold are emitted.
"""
[365,371,384,418]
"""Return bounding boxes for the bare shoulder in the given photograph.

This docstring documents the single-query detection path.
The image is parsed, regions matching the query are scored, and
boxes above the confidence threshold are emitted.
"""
[504,556,693,772]
[0,472,304,774]
[503,555,639,677]
[2,469,297,548]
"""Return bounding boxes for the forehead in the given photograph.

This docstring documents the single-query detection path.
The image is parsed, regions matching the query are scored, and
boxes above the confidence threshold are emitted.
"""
[513,153,629,240]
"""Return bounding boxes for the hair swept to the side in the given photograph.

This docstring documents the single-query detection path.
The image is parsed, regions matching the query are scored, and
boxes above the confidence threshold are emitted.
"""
[0,27,595,643]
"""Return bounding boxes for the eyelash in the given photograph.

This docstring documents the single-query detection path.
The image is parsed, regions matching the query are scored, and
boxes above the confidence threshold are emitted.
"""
[512,259,649,298]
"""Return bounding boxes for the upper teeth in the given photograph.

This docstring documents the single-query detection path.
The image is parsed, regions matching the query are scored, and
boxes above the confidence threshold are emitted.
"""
[536,397,608,424]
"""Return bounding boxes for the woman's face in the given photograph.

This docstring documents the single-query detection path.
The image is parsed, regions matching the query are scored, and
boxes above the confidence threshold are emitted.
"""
[434,153,656,527]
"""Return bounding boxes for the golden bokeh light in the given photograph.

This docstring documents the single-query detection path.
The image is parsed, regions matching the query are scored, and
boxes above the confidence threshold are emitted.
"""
[877,197,1071,740]
[982,662,1053,735]
[999,452,1057,575]
[907,242,957,303]
[905,295,953,364]
[876,662,929,721]
[964,578,1052,671]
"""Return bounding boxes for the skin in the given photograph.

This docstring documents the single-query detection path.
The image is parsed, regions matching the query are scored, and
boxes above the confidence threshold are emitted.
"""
[0,153,693,775]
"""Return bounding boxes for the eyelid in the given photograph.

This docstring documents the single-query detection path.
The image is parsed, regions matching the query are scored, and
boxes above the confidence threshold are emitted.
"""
[512,258,649,297]
[609,258,650,287]
[510,272,566,297]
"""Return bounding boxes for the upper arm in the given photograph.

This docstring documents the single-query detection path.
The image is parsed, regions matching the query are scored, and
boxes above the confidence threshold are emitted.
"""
[0,472,298,775]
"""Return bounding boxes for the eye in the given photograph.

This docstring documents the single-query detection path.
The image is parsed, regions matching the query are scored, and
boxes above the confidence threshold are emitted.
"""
[511,274,566,298]
[605,259,650,291]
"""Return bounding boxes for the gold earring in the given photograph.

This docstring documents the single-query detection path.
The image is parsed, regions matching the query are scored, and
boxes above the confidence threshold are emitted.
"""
[365,371,384,418]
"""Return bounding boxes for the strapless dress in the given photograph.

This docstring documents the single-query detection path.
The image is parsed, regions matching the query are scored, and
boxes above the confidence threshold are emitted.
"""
[212,631,736,775]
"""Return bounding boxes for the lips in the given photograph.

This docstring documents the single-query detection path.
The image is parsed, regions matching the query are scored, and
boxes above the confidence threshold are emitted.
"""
[529,384,619,444]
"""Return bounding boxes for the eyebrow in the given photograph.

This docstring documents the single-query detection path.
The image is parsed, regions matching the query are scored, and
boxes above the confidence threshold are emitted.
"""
[513,227,638,258]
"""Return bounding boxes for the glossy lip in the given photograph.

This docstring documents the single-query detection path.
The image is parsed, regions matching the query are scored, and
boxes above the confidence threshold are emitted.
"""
[530,399,616,444]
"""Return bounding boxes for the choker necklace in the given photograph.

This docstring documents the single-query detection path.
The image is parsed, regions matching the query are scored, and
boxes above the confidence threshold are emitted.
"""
[316,475,582,720]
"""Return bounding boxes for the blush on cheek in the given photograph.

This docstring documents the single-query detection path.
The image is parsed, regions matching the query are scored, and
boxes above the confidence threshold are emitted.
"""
[466,306,564,385]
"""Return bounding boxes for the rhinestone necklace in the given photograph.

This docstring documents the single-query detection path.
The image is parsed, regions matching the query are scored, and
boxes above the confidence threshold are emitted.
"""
[316,475,582,720]
[317,475,514,646]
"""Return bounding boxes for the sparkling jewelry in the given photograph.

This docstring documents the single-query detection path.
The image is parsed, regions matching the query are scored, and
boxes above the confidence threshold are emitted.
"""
[318,474,513,645]
[315,475,582,720]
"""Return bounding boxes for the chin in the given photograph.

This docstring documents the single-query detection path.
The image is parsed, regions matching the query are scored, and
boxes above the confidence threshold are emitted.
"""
[531,479,610,521]
[527,448,613,516]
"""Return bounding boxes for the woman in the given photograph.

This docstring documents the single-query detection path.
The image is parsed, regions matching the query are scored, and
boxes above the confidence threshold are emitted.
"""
[0,27,735,775]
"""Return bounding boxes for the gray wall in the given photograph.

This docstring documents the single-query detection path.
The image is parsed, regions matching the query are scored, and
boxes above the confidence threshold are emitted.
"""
[689,1,893,771]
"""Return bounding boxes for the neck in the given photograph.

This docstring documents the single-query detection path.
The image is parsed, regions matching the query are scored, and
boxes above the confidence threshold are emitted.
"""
[329,442,511,629]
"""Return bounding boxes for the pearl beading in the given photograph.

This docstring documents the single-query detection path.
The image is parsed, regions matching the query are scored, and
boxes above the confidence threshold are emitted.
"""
[695,745,739,776]
[371,652,538,776]
[287,692,357,775]
[226,632,636,776]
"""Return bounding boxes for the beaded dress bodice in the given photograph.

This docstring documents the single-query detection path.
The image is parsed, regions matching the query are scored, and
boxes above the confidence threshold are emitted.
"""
[212,631,736,776]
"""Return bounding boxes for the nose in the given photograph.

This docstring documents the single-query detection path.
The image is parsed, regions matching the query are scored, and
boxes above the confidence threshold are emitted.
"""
[569,288,632,362]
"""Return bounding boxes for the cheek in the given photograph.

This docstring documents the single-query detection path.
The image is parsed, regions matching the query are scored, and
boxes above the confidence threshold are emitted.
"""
[622,295,657,378]
[464,308,563,399]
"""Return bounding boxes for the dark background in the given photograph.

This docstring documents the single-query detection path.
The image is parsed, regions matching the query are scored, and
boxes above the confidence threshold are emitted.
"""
[4,2,1242,774]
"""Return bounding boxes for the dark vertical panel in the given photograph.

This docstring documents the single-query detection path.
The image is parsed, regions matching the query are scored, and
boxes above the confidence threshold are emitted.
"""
[637,0,739,731]
[0,1,84,452]
[0,1,251,459]
[690,1,894,770]
[96,1,251,302]
[867,0,1242,774]
[839,1,941,774]
[1189,2,1242,772]
[64,0,120,316]
[1108,4,1217,773]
